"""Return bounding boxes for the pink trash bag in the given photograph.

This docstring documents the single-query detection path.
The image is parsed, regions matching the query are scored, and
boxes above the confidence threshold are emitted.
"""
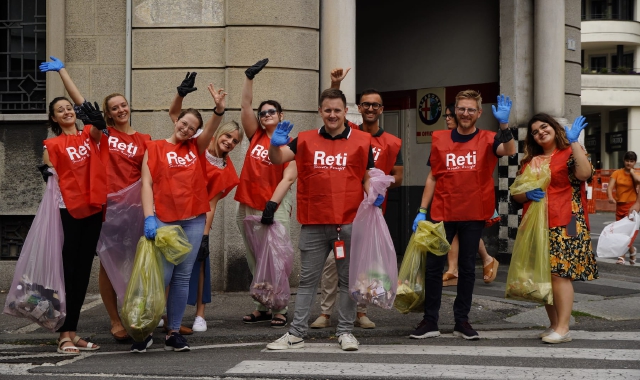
[3,169,66,331]
[96,180,145,306]
[349,168,397,309]
[243,215,294,310]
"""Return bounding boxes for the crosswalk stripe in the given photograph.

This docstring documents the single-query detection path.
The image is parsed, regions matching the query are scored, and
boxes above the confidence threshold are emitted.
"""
[226,360,640,380]
[261,343,640,361]
[454,330,640,341]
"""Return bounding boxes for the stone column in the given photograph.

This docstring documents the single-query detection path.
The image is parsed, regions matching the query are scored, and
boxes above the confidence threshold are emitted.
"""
[534,0,565,117]
[634,45,640,72]
[320,0,360,124]
[628,107,640,158]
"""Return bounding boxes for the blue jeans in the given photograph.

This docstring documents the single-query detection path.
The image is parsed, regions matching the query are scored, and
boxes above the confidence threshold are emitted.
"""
[423,220,484,325]
[156,214,205,332]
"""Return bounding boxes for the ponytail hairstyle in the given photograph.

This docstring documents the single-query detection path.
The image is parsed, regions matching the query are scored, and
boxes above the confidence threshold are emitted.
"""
[177,108,204,129]
[102,93,128,127]
[48,97,76,136]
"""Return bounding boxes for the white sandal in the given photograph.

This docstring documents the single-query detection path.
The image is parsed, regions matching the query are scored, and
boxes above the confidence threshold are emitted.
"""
[616,257,625,265]
[56,337,80,355]
[72,335,100,351]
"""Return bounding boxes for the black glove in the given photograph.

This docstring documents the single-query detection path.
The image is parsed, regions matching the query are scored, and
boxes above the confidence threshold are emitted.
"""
[177,72,198,97]
[261,201,279,225]
[80,101,108,135]
[245,58,269,80]
[496,127,514,143]
[197,235,210,262]
[37,164,52,183]
[74,104,91,125]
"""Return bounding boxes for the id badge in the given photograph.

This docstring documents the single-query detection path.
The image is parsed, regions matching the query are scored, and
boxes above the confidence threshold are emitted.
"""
[334,240,345,260]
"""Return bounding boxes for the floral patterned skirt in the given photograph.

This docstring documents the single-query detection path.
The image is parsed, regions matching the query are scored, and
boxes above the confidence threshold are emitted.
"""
[548,200,599,282]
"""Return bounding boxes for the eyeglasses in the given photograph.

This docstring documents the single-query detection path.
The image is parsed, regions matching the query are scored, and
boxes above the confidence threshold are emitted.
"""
[455,107,478,115]
[444,114,454,119]
[259,109,278,118]
[360,102,382,110]
[531,124,550,137]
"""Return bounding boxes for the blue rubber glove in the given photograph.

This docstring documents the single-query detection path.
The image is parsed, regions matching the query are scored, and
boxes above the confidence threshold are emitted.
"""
[412,212,426,232]
[564,115,587,143]
[491,94,512,124]
[144,216,158,240]
[271,120,294,147]
[525,188,545,202]
[373,194,385,207]
[39,56,65,72]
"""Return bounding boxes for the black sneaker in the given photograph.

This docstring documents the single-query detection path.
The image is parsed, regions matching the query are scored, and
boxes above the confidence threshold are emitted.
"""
[164,332,190,352]
[409,319,440,339]
[453,321,480,340]
[130,334,153,353]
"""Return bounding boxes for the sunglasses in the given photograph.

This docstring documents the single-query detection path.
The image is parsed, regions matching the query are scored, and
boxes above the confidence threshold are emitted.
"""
[259,109,278,118]
[444,114,454,119]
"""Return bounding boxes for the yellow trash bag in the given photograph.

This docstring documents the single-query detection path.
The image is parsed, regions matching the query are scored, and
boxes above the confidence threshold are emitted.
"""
[394,221,451,314]
[121,237,165,342]
[155,226,192,265]
[505,156,554,304]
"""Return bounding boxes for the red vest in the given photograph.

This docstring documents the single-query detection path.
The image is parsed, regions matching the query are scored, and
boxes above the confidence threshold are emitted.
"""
[145,139,210,222]
[235,128,288,210]
[430,129,498,221]
[205,153,239,201]
[44,126,108,219]
[296,128,371,225]
[105,127,151,194]
[523,147,591,229]
[370,130,401,213]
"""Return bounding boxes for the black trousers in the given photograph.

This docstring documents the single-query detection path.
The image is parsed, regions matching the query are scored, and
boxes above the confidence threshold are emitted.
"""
[423,220,485,325]
[57,209,103,333]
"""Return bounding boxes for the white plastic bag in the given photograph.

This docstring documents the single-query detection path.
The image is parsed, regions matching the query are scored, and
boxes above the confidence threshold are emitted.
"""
[597,211,640,258]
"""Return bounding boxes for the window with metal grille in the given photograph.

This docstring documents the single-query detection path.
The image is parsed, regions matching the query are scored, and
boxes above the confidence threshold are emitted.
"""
[0,0,46,113]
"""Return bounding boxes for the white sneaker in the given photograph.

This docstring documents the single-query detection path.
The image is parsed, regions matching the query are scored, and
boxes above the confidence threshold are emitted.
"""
[266,332,304,350]
[338,333,359,351]
[192,316,207,332]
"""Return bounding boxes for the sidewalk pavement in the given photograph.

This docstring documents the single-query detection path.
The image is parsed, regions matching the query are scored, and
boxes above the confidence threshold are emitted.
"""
[1,259,638,347]
[1,212,638,347]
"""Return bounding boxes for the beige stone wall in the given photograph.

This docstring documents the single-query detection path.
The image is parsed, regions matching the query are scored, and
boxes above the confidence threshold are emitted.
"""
[65,0,127,104]
[130,0,320,290]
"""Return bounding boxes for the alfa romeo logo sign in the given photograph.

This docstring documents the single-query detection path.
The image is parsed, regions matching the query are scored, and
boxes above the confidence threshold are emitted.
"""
[418,93,442,125]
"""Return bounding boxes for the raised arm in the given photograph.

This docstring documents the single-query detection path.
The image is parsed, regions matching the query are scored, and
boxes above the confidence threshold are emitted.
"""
[79,101,106,143]
[565,116,592,181]
[196,83,227,155]
[492,94,517,157]
[241,59,269,139]
[170,72,198,122]
[268,121,295,165]
[40,57,85,105]
[329,67,351,90]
